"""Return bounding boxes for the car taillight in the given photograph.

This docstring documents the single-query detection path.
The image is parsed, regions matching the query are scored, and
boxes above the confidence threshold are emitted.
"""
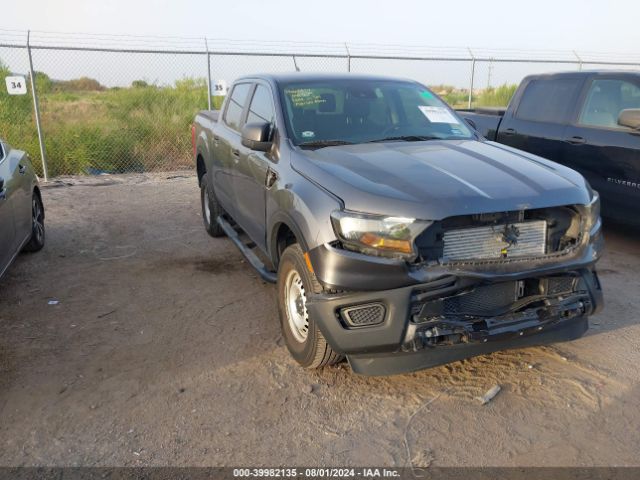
[191,124,196,157]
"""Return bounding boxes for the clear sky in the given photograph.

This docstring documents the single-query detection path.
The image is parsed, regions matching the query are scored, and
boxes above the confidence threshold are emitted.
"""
[4,0,639,53]
[3,0,640,89]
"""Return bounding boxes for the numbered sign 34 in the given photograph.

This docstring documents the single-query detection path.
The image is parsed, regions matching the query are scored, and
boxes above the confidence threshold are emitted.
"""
[211,80,227,97]
[5,75,28,95]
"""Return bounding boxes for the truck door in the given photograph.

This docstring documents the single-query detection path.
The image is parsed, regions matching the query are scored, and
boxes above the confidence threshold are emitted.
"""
[0,144,16,274]
[212,82,252,218]
[496,76,584,163]
[563,76,640,221]
[233,83,277,251]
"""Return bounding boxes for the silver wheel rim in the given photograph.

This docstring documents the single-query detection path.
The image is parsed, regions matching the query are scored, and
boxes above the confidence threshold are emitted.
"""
[33,198,44,243]
[284,269,309,342]
[203,185,211,224]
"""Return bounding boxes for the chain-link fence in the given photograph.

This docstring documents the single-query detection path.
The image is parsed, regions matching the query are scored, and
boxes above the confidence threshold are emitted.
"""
[1,30,640,178]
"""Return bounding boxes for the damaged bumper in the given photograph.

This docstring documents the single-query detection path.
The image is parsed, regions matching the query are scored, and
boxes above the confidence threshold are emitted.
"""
[306,228,604,376]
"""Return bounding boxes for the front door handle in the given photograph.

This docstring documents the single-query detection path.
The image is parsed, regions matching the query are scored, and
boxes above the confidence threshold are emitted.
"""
[18,164,26,175]
[231,149,240,157]
[566,136,586,145]
[503,128,517,136]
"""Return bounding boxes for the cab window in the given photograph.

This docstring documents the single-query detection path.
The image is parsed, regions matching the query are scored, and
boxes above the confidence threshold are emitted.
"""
[246,85,275,125]
[515,78,582,123]
[579,79,640,129]
[224,83,252,132]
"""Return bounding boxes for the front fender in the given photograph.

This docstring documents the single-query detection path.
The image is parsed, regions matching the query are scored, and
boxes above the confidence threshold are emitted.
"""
[266,166,342,268]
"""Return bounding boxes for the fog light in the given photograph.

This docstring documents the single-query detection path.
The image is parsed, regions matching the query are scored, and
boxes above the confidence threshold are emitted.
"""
[340,303,385,327]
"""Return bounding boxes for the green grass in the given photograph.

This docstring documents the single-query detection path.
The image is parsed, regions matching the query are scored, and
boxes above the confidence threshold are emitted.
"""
[474,84,518,108]
[1,62,210,176]
[428,83,518,109]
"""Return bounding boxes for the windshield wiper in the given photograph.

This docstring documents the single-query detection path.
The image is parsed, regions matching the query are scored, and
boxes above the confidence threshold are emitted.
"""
[298,139,355,149]
[366,135,439,143]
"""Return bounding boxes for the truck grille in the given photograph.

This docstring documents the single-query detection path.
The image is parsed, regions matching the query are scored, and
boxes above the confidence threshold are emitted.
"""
[444,282,517,315]
[442,220,547,262]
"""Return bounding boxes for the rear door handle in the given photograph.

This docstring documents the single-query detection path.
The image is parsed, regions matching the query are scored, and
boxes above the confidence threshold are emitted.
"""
[503,128,517,136]
[231,149,240,157]
[18,164,26,175]
[566,136,586,145]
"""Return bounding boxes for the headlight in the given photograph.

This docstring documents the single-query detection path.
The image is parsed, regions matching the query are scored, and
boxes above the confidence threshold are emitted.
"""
[586,191,601,231]
[330,210,431,261]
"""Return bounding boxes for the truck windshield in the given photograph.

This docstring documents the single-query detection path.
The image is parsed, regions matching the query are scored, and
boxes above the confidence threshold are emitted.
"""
[279,79,473,147]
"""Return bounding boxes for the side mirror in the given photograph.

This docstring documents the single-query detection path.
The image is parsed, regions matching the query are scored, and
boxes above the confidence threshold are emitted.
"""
[241,122,273,151]
[618,109,640,130]
[464,118,477,131]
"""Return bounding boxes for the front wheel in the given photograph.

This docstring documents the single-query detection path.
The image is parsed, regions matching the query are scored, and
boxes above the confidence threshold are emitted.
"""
[277,244,343,369]
[23,192,45,253]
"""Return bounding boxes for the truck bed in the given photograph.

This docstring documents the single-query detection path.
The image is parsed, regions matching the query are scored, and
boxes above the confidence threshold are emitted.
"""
[456,107,506,140]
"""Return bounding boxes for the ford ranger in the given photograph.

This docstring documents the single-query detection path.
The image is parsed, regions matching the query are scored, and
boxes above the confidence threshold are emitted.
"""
[192,73,603,376]
[458,71,640,225]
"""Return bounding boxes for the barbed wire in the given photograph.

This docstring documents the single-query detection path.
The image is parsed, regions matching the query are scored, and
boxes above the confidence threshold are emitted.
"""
[1,29,640,64]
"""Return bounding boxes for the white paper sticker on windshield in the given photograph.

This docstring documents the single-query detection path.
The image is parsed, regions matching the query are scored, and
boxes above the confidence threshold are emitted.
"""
[418,106,458,124]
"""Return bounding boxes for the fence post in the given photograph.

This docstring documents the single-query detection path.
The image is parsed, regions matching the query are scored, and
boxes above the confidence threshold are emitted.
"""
[467,48,476,109]
[204,38,212,110]
[573,50,583,71]
[26,30,48,181]
[292,55,300,72]
[345,43,351,72]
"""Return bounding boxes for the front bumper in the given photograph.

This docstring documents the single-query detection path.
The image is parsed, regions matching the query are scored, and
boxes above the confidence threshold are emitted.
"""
[305,230,604,376]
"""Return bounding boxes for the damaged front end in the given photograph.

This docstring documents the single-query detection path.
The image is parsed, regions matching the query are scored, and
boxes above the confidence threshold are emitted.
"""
[306,198,604,375]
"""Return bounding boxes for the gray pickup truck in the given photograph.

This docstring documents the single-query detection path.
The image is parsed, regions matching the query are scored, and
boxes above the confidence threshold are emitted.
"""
[192,73,603,376]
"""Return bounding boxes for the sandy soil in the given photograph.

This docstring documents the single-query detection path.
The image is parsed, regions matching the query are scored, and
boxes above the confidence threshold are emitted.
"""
[1,173,639,467]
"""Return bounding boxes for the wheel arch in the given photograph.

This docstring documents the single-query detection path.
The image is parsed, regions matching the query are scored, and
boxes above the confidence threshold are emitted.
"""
[196,153,206,186]
[269,213,309,269]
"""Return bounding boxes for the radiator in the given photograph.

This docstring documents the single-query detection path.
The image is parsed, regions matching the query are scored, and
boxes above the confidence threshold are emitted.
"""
[442,220,547,261]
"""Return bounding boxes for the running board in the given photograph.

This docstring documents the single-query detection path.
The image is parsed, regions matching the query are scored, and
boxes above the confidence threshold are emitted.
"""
[216,216,277,283]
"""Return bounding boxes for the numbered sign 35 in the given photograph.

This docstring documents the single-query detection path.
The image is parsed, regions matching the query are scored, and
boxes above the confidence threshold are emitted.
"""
[5,75,27,95]
[212,79,227,97]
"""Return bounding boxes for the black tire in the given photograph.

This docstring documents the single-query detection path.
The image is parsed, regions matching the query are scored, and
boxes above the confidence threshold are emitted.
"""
[23,191,45,253]
[277,244,343,368]
[200,175,225,237]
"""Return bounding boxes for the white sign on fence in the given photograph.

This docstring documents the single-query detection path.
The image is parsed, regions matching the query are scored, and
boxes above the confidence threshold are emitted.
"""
[211,79,227,97]
[5,75,28,95]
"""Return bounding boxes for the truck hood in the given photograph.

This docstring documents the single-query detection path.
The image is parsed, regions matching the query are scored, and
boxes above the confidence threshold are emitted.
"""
[291,139,591,220]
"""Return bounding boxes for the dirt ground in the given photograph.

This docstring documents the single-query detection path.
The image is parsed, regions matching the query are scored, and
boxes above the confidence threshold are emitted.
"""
[1,173,639,468]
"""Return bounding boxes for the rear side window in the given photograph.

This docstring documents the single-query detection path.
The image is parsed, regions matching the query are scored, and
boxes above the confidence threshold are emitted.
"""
[579,79,640,129]
[246,85,275,125]
[224,83,252,131]
[515,78,582,123]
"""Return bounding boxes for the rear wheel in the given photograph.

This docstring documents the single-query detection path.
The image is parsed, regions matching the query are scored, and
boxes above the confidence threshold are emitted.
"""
[23,192,45,253]
[200,175,225,237]
[277,244,342,368]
